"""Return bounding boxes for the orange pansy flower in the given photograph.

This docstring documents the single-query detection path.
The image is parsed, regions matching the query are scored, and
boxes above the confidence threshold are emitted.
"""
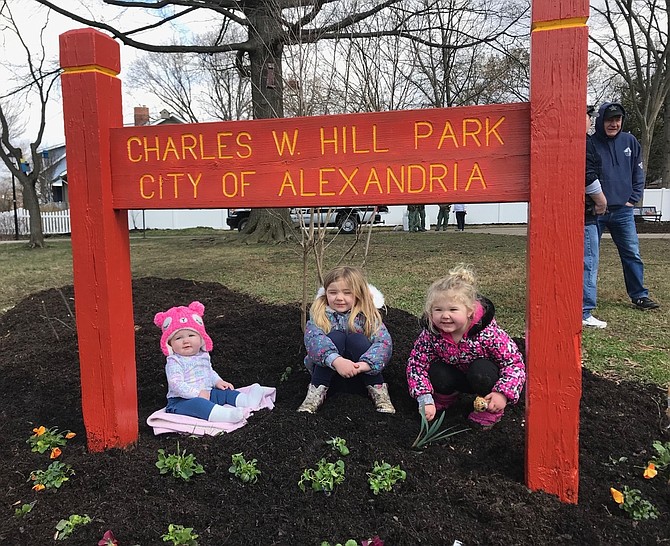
[65,432,76,439]
[643,463,657,479]
[32,483,45,492]
[50,447,62,459]
[32,426,46,436]
[610,487,624,504]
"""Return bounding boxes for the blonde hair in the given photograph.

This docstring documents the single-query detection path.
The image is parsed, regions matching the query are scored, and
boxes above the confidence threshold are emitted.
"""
[424,264,478,334]
[310,266,382,337]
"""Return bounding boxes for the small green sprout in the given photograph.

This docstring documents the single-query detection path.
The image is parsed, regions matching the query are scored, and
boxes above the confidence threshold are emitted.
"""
[229,452,261,484]
[14,501,36,518]
[411,407,468,449]
[162,523,199,545]
[612,486,659,521]
[299,458,345,495]
[649,440,670,470]
[280,366,292,382]
[54,514,92,540]
[367,461,406,495]
[327,437,350,456]
[29,461,74,491]
[156,442,205,481]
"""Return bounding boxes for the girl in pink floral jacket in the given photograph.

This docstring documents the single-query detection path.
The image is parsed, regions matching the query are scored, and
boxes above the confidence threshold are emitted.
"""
[406,264,525,429]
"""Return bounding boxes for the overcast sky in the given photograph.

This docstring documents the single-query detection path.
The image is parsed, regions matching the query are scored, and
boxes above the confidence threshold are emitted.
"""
[1,0,190,150]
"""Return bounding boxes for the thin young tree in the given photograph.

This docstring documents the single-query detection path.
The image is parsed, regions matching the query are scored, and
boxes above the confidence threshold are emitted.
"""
[589,0,670,186]
[0,3,61,247]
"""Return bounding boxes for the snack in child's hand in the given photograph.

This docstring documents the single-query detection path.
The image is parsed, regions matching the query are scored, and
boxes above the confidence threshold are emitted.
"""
[473,396,488,412]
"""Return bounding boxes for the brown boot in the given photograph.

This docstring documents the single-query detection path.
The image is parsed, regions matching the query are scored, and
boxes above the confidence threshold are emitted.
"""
[366,383,395,414]
[297,384,328,413]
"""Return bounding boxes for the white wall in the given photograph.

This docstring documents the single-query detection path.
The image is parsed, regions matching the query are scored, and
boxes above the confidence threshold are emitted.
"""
[125,188,669,230]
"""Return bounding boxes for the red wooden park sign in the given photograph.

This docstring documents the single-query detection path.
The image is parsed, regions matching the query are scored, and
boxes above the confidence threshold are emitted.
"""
[59,0,587,504]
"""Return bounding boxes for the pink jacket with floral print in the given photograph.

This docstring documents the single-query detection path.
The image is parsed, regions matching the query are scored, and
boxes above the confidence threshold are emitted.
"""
[406,296,525,404]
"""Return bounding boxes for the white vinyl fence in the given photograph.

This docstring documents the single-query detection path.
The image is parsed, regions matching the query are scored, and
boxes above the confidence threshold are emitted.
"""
[1,189,668,235]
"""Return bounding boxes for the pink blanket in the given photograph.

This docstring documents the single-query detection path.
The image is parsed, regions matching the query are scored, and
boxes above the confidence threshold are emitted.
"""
[146,384,276,436]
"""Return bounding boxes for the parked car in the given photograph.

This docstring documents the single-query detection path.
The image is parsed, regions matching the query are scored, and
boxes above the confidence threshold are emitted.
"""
[226,206,388,234]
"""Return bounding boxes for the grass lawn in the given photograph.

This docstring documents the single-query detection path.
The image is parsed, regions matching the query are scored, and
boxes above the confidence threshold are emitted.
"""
[1,228,668,386]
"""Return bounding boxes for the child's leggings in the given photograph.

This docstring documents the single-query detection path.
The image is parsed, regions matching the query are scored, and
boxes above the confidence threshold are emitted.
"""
[428,358,499,396]
[311,330,384,388]
[166,388,240,420]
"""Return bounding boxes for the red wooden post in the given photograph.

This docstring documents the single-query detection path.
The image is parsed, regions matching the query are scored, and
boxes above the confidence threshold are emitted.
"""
[60,29,138,451]
[526,0,589,502]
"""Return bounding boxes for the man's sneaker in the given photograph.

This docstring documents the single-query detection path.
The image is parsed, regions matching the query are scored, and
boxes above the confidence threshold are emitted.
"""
[632,297,660,310]
[366,383,396,414]
[582,315,607,329]
[297,384,328,413]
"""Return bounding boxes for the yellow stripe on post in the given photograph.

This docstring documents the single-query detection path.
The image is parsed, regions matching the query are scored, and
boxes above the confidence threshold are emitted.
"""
[531,17,588,32]
[61,64,119,77]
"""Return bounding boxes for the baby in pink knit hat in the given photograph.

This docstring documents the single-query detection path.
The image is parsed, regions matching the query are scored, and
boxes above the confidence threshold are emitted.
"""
[154,301,263,423]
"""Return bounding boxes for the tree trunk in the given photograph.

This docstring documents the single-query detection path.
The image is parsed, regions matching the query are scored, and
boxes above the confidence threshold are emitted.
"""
[663,92,670,188]
[21,173,45,247]
[241,3,294,242]
[242,208,296,243]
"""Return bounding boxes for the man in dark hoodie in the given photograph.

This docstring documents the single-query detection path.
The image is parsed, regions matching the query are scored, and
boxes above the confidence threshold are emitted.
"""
[583,106,608,328]
[591,102,660,310]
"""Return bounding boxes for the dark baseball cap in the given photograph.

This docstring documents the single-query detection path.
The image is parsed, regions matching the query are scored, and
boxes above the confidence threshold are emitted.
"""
[603,104,624,120]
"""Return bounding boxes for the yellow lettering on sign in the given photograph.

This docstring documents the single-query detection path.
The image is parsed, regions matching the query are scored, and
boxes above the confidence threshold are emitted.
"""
[237,132,252,158]
[162,137,179,161]
[278,170,299,196]
[407,165,427,193]
[363,168,383,194]
[338,168,359,195]
[386,166,404,193]
[486,117,505,145]
[465,163,487,190]
[437,121,459,149]
[462,118,482,147]
[429,164,449,192]
[414,121,433,149]
[127,137,143,163]
[273,129,299,156]
[139,174,155,199]
[182,134,198,160]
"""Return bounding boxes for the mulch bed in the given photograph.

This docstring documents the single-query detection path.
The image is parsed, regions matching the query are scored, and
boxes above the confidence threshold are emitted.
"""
[1,277,668,545]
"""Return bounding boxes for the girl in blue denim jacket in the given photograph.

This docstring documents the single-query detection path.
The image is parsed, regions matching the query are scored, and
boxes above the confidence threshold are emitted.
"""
[297,266,394,414]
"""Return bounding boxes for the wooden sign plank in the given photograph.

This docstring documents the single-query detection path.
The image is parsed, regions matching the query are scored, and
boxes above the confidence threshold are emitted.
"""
[110,104,530,209]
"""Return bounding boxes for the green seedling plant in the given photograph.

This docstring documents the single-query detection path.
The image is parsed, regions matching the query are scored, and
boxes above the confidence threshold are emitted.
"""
[162,523,199,546]
[54,514,92,541]
[327,437,350,456]
[14,501,36,518]
[649,440,670,470]
[411,408,468,449]
[229,452,261,484]
[280,366,292,382]
[26,426,73,454]
[367,461,406,495]
[299,458,345,495]
[156,442,205,481]
[321,541,358,546]
[29,461,74,490]
[615,486,659,521]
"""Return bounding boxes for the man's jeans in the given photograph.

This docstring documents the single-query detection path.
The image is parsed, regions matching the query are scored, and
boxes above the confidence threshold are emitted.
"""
[583,220,600,319]
[597,206,648,301]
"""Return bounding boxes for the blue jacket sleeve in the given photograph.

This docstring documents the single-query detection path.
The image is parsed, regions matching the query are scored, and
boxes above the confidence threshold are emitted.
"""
[359,322,393,373]
[304,320,340,369]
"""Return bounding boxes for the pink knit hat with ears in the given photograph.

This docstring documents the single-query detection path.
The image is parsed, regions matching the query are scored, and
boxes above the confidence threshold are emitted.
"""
[153,301,214,356]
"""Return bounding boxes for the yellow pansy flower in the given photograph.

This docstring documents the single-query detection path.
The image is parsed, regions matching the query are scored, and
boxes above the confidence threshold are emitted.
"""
[32,483,45,492]
[50,447,62,459]
[65,432,76,439]
[32,426,46,436]
[610,487,624,504]
[643,463,657,479]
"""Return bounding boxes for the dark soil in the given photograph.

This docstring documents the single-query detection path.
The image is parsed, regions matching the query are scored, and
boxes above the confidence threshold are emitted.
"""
[1,278,668,546]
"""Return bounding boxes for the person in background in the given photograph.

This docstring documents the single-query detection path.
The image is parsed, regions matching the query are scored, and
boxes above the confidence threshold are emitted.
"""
[406,264,525,429]
[417,204,427,231]
[454,204,467,231]
[583,106,609,328]
[408,205,420,232]
[591,102,660,310]
[298,266,395,414]
[435,204,451,231]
